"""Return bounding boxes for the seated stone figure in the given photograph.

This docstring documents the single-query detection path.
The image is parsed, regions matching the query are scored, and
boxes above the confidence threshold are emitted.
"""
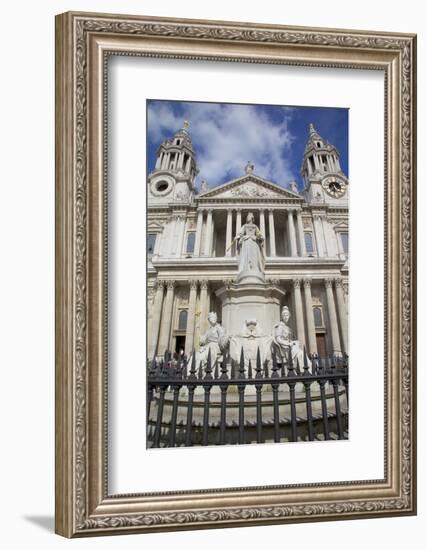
[198,312,229,368]
[271,306,310,372]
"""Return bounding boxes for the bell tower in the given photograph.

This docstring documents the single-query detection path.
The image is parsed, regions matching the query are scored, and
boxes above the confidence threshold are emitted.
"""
[301,123,348,206]
[148,121,198,204]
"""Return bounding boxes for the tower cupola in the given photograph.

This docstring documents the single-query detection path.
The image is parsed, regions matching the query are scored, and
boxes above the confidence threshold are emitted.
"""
[300,123,348,206]
[148,121,198,204]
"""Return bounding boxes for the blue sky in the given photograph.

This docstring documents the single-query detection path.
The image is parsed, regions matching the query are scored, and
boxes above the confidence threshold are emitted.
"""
[147,99,348,192]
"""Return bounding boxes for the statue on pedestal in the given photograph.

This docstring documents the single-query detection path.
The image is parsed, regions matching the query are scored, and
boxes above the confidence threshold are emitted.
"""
[271,306,310,371]
[236,212,265,284]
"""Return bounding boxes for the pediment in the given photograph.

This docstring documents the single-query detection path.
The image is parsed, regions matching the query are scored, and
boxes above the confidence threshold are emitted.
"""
[147,221,164,230]
[333,220,349,230]
[198,175,302,200]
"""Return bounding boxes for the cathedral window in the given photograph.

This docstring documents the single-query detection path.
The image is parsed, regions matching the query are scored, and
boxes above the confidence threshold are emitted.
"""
[313,307,324,328]
[186,232,196,253]
[341,232,349,254]
[304,232,314,254]
[147,233,157,256]
[178,310,188,330]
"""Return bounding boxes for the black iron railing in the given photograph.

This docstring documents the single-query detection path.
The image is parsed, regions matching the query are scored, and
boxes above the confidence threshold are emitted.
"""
[147,347,348,448]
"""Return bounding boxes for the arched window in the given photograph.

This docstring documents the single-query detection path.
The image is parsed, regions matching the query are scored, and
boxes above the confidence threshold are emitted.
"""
[304,232,314,254]
[178,310,188,330]
[313,307,323,327]
[186,232,196,254]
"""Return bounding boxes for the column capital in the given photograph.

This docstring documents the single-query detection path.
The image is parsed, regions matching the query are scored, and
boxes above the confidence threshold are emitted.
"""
[206,208,213,214]
[165,280,176,291]
[287,208,296,215]
[292,278,302,289]
[155,279,166,290]
[334,277,344,288]
[303,277,312,288]
[324,277,334,289]
[268,207,275,213]
[189,279,198,290]
[199,279,209,290]
[235,207,242,213]
[226,207,233,214]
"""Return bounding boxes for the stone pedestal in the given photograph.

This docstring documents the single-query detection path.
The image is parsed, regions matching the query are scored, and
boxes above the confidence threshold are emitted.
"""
[216,281,285,337]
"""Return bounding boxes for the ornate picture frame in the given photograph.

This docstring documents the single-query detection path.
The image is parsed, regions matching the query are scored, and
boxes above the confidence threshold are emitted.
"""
[55,11,416,537]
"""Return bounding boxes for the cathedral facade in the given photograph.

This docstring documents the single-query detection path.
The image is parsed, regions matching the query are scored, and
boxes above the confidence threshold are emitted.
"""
[147,122,349,360]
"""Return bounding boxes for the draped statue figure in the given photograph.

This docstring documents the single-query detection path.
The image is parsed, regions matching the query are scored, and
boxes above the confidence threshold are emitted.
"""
[198,312,229,367]
[271,306,311,372]
[236,212,265,284]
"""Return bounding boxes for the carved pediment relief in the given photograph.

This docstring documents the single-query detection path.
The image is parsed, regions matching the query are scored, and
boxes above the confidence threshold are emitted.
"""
[198,175,301,200]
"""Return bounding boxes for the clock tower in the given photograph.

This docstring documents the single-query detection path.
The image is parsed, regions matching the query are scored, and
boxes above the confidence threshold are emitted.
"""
[301,123,348,207]
[148,121,198,205]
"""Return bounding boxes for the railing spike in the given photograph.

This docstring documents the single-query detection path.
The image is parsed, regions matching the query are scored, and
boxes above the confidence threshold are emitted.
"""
[256,347,261,372]
[220,355,228,379]
[239,347,245,378]
[231,359,236,379]
[207,348,212,372]
[248,359,253,379]
[263,359,269,378]
[303,346,309,373]
[205,349,213,380]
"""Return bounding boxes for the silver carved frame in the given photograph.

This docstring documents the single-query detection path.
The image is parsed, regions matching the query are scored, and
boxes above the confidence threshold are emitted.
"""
[55,12,417,537]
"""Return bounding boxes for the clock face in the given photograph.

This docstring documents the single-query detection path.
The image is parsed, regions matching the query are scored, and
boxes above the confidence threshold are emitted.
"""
[322,177,346,198]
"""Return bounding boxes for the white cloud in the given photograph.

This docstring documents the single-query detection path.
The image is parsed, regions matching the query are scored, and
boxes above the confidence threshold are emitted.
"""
[148,101,296,190]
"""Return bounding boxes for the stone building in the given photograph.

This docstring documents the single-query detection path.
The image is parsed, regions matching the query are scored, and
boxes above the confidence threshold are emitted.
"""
[147,121,349,359]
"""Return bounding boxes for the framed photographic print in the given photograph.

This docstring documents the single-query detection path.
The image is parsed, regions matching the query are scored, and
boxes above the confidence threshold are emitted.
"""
[55,12,417,537]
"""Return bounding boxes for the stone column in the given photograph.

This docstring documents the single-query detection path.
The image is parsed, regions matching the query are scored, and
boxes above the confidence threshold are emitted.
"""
[155,153,162,170]
[259,209,266,241]
[178,151,185,170]
[296,210,306,256]
[293,279,306,348]
[334,278,348,354]
[162,152,170,170]
[287,209,298,257]
[325,278,341,355]
[199,280,209,335]
[236,209,242,235]
[194,210,203,256]
[268,209,276,257]
[303,278,317,355]
[204,209,213,256]
[313,214,326,257]
[185,156,191,173]
[185,280,198,355]
[148,280,165,357]
[225,209,233,256]
[157,280,175,354]
[176,215,186,257]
